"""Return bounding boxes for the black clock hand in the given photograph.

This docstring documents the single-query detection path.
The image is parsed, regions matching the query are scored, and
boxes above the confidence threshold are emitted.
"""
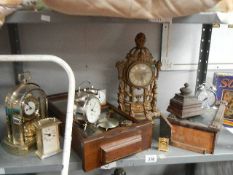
[26,103,32,110]
[91,102,97,112]
[203,97,208,101]
[44,133,51,136]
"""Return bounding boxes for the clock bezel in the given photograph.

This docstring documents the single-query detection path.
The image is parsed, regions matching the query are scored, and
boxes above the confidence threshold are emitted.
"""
[127,61,155,88]
[196,85,217,108]
[85,96,101,124]
[75,94,101,124]
[21,94,39,119]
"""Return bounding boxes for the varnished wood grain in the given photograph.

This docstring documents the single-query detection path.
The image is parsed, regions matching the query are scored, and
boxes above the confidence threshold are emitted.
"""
[48,93,152,171]
[101,134,142,163]
[171,124,216,154]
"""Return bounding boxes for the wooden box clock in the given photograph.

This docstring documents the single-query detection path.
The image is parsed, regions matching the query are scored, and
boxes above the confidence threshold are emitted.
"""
[166,83,227,154]
[47,93,152,171]
[167,101,226,154]
[116,33,161,120]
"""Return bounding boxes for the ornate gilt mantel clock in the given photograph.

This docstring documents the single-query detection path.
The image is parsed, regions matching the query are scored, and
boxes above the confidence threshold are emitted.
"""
[116,33,161,120]
[3,72,48,154]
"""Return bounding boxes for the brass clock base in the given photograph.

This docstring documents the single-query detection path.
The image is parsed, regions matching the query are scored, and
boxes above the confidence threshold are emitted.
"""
[133,114,148,120]
[2,138,35,155]
[36,149,62,159]
[132,111,161,121]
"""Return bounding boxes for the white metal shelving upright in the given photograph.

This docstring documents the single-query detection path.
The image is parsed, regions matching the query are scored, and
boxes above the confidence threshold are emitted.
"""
[0,55,75,175]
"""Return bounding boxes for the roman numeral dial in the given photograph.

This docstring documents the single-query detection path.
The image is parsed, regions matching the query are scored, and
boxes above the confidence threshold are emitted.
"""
[128,63,153,87]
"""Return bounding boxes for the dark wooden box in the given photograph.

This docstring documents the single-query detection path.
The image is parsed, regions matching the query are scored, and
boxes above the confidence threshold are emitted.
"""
[48,93,152,171]
[166,103,225,154]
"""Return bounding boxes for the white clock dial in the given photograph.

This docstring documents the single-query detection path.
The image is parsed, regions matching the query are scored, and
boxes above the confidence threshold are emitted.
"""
[42,125,59,155]
[86,97,101,123]
[197,85,216,108]
[197,91,208,102]
[129,63,153,87]
[24,101,36,116]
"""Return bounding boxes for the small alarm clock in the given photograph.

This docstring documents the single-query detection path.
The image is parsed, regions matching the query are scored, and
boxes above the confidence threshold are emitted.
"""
[34,118,62,159]
[196,83,217,108]
[74,89,101,125]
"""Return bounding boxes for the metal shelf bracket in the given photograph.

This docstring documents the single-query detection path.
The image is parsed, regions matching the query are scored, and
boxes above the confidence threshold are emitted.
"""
[195,24,213,92]
[7,24,24,84]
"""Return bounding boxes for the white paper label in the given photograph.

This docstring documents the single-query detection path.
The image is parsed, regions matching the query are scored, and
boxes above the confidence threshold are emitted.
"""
[41,15,51,22]
[0,168,5,174]
[100,161,117,169]
[145,155,157,163]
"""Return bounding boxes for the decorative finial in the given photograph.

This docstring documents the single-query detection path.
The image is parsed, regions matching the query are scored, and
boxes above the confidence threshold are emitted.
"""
[135,32,146,49]
[18,71,31,84]
[180,83,192,95]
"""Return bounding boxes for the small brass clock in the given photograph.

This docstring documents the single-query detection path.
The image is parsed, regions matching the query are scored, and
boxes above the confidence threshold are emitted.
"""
[116,33,161,120]
[34,118,62,159]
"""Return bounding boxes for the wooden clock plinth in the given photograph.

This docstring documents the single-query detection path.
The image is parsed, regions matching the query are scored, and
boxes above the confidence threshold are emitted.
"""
[167,83,204,119]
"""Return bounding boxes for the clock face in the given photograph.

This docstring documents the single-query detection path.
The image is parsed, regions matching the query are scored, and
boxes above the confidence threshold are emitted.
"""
[86,97,101,123]
[197,87,216,108]
[23,96,38,117]
[128,63,153,87]
[197,91,208,102]
[42,125,59,155]
[24,101,36,115]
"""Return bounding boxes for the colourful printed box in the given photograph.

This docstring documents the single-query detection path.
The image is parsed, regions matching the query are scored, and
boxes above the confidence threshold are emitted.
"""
[213,72,233,118]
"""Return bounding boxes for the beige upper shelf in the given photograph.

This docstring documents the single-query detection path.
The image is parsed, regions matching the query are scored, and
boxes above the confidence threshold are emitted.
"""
[5,10,233,24]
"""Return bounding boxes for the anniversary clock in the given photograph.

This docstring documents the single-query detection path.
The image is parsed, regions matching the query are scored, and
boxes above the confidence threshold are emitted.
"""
[3,72,48,154]
[116,33,161,120]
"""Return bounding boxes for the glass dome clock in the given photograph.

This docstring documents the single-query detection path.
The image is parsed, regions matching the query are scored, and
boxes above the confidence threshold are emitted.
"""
[3,72,48,155]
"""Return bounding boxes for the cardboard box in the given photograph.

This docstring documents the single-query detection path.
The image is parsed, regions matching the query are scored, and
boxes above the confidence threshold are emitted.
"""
[213,72,233,118]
